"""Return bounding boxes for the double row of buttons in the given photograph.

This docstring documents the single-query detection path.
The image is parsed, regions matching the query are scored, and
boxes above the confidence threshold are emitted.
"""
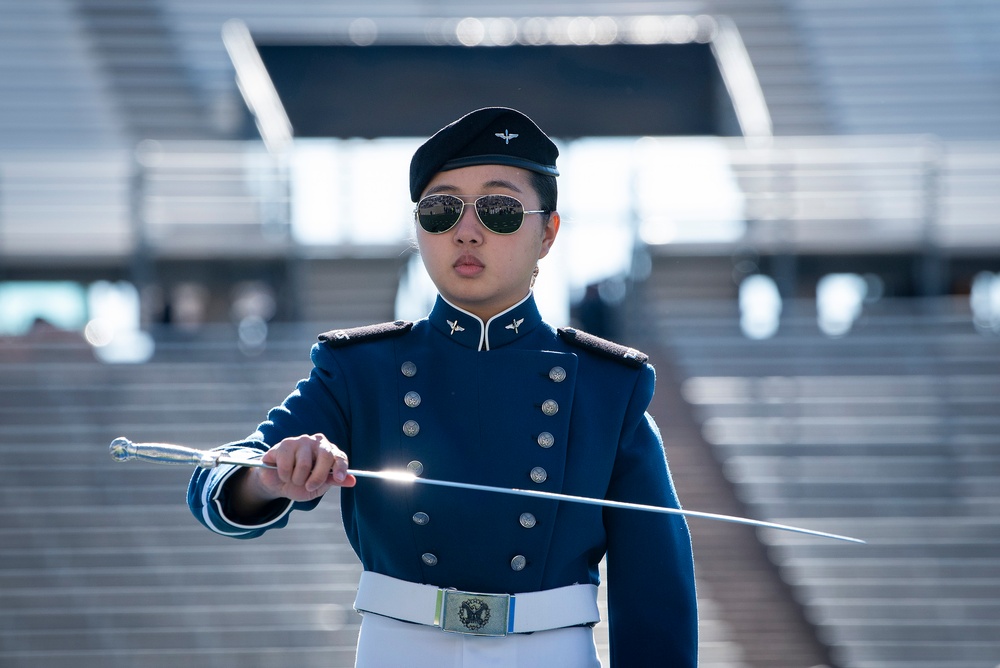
[398,360,567,573]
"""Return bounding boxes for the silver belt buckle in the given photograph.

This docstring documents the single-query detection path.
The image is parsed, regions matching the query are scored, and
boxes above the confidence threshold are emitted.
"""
[439,589,510,636]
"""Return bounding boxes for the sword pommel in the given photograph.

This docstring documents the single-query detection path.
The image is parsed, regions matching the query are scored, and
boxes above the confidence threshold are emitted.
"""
[109,437,136,462]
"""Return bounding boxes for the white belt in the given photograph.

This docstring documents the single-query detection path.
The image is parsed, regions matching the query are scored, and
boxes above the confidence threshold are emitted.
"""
[354,571,601,637]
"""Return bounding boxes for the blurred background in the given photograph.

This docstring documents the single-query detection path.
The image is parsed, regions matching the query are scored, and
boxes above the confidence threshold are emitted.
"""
[1,1,999,666]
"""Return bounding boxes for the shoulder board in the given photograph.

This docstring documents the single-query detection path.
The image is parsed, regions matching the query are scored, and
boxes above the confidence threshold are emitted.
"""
[557,327,648,368]
[319,320,413,347]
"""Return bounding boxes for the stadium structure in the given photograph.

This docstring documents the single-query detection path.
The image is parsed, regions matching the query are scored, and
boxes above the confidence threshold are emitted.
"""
[1,1,999,667]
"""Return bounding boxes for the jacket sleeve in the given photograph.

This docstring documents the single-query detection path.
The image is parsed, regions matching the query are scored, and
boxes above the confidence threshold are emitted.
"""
[603,364,698,667]
[186,343,349,539]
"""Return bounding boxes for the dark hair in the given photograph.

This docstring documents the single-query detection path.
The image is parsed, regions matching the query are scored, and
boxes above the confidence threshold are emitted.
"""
[529,171,558,218]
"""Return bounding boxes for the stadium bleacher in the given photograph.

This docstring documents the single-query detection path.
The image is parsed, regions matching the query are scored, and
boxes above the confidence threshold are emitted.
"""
[0,0,124,149]
[2,1,1000,667]
[640,292,1000,667]
[788,0,1000,139]
[0,335,367,668]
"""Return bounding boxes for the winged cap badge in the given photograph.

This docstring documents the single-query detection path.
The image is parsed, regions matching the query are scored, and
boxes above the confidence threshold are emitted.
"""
[495,129,518,144]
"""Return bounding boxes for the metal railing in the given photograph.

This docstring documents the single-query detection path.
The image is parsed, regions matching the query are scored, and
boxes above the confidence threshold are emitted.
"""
[133,140,292,259]
[0,135,998,263]
[724,136,1000,253]
[0,140,292,264]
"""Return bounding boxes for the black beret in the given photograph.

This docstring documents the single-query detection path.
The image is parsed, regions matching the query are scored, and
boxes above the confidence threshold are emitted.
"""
[409,107,559,201]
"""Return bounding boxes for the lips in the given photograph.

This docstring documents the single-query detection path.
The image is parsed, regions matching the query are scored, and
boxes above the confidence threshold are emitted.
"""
[454,254,485,277]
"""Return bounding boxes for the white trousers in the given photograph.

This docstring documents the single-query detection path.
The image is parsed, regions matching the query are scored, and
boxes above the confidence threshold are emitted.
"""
[355,612,603,668]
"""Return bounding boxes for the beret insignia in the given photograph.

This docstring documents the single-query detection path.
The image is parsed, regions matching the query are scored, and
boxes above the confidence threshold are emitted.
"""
[557,327,648,368]
[319,320,412,347]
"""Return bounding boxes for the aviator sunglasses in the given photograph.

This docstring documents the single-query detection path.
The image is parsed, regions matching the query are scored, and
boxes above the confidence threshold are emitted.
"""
[415,193,547,235]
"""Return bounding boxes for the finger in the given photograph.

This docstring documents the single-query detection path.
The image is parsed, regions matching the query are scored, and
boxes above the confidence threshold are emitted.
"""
[271,436,310,483]
[260,446,279,468]
[268,441,298,484]
[306,439,338,492]
[329,451,351,484]
[335,468,357,488]
[290,439,316,488]
[327,472,356,488]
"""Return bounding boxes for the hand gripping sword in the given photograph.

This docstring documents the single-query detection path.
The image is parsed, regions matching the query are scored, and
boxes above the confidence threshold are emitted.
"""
[109,437,865,544]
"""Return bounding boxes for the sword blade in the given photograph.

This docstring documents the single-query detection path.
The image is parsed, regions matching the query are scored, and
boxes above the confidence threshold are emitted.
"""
[346,469,867,545]
[109,438,865,544]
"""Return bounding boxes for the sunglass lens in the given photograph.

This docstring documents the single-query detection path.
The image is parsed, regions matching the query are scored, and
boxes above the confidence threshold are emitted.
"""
[417,194,463,233]
[475,195,524,234]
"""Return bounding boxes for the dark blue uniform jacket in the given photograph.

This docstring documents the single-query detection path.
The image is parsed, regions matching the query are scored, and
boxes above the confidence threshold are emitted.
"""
[188,294,698,666]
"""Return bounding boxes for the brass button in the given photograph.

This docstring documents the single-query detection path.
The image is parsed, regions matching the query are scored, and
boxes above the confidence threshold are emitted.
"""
[548,366,567,383]
[537,432,555,448]
[519,513,537,529]
[402,420,420,437]
[422,553,438,566]
[510,555,526,571]
[407,460,424,476]
[404,391,421,408]
[401,361,417,377]
[529,467,547,484]
[412,512,430,526]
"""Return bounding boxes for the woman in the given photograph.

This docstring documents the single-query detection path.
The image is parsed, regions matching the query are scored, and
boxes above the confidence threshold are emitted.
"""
[188,107,698,666]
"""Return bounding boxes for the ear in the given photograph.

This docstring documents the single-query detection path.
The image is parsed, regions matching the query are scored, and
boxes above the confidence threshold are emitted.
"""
[538,211,560,259]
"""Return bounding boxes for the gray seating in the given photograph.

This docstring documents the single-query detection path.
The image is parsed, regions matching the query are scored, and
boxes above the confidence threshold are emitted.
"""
[655,296,1000,667]
[0,341,365,668]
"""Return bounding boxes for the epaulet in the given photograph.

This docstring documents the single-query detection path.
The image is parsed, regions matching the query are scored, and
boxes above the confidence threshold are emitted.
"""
[319,320,413,347]
[557,327,648,368]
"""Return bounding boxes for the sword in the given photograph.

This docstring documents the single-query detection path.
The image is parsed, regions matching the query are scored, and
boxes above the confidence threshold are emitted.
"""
[109,437,866,544]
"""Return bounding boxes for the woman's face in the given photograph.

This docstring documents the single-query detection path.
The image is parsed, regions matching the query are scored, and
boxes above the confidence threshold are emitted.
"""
[415,164,559,321]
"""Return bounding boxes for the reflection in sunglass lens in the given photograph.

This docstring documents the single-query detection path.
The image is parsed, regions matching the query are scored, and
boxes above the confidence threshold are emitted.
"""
[475,195,524,234]
[416,193,535,235]
[416,194,464,233]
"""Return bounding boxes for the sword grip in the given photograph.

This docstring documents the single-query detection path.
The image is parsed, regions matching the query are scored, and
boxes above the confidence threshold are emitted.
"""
[109,437,221,468]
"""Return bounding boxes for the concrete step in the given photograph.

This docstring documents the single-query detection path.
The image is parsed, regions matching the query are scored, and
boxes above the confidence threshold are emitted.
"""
[821,619,1000,644]
[0,582,359,613]
[783,557,1000,581]
[0,561,359,590]
[834,638,1000,665]
[725,455,1000,479]
[809,598,1000,623]
[0,626,362,654]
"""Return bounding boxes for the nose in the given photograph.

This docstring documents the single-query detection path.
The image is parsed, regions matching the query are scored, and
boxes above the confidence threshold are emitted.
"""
[452,202,483,245]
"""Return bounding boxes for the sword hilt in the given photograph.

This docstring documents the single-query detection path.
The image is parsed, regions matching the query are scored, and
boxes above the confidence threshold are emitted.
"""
[109,437,223,468]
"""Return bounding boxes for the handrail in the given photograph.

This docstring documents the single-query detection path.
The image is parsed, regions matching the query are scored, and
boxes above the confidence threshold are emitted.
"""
[1,136,999,262]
